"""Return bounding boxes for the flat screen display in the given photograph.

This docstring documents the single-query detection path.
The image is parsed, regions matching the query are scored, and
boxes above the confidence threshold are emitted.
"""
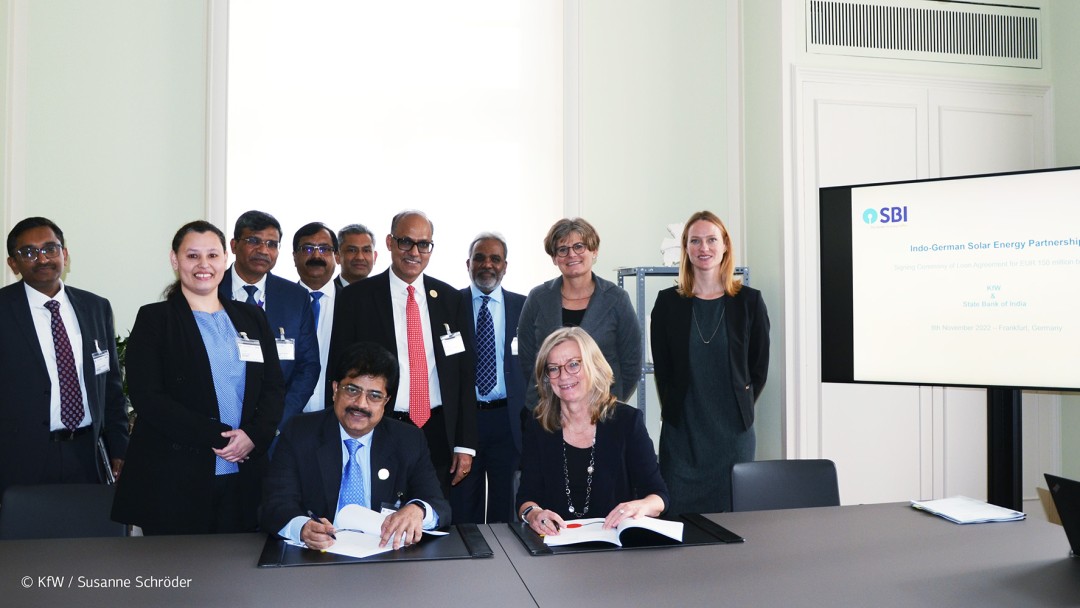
[819,167,1080,390]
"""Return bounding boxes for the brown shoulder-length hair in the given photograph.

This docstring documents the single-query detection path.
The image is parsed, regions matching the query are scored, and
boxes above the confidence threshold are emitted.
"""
[676,210,741,298]
[533,327,618,433]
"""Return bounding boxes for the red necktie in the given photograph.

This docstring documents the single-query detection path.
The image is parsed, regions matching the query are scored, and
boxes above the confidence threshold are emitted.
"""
[44,300,84,431]
[406,285,431,427]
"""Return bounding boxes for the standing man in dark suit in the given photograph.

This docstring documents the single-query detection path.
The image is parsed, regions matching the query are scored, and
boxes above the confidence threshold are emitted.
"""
[335,223,378,289]
[292,222,339,414]
[219,210,319,435]
[450,233,525,523]
[0,217,129,498]
[329,210,477,498]
[261,341,449,550]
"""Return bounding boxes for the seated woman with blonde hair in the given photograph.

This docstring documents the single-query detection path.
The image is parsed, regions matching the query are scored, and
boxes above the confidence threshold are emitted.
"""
[515,327,668,536]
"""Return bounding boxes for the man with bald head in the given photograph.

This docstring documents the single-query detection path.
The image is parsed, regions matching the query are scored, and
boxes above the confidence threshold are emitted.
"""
[329,211,476,497]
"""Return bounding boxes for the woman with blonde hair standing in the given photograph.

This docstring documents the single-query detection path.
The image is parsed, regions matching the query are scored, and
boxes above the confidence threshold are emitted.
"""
[650,211,770,514]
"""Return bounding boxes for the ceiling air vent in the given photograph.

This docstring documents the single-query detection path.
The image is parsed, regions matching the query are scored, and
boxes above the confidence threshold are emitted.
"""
[807,0,1041,68]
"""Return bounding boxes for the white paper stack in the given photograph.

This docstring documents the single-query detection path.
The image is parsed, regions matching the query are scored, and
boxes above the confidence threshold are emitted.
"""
[910,496,1026,524]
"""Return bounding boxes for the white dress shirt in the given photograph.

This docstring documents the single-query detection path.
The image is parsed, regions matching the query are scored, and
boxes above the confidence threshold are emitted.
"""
[25,282,92,431]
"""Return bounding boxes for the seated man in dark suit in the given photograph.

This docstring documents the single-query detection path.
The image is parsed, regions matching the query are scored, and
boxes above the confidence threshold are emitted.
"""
[261,342,450,550]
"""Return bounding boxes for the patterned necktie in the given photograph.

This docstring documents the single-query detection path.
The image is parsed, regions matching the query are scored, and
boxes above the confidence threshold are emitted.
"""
[337,438,366,511]
[406,285,431,428]
[242,284,259,306]
[310,291,323,328]
[476,295,497,397]
[44,300,84,431]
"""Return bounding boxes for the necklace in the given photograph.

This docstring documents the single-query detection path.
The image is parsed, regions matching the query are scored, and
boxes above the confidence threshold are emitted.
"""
[691,299,726,344]
[562,430,596,517]
[560,289,594,301]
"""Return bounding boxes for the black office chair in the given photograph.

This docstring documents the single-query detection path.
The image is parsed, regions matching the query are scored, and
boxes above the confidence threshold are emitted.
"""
[730,459,841,512]
[0,484,127,540]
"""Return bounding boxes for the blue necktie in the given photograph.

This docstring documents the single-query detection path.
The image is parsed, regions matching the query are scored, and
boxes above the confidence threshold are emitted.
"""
[310,291,323,328]
[242,284,259,306]
[337,438,366,512]
[476,295,497,397]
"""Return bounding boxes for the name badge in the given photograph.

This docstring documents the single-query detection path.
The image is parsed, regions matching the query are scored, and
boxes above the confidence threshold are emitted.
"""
[236,333,263,362]
[92,340,110,375]
[275,327,295,360]
[510,336,519,357]
[440,323,465,356]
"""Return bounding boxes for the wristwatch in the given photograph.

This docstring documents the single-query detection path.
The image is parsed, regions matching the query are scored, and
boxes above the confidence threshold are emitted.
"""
[521,505,538,524]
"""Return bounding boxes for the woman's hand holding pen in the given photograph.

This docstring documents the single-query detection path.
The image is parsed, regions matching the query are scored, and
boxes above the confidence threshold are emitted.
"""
[525,506,565,536]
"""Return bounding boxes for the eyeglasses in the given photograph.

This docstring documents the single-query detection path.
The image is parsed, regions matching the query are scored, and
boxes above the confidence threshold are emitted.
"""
[339,383,389,405]
[554,242,588,258]
[298,244,334,255]
[240,236,280,250]
[545,359,583,379]
[390,235,435,254]
[14,243,64,261]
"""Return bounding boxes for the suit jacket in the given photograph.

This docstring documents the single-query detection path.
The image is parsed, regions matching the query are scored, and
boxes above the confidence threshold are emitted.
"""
[328,270,477,453]
[260,409,452,534]
[219,270,319,429]
[111,292,285,532]
[650,286,770,430]
[515,404,668,519]
[460,286,527,452]
[518,273,641,408]
[0,282,129,495]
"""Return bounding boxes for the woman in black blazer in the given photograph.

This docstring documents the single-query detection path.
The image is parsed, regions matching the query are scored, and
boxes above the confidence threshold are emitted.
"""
[650,211,770,514]
[515,327,667,536]
[112,221,284,534]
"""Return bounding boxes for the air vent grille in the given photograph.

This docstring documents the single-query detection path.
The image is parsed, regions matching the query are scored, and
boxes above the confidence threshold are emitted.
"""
[808,0,1041,68]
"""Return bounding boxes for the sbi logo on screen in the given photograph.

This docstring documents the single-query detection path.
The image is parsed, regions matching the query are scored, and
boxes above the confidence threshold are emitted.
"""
[862,206,908,225]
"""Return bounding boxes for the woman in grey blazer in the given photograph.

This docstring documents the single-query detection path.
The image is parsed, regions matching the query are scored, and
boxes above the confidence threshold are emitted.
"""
[518,218,641,409]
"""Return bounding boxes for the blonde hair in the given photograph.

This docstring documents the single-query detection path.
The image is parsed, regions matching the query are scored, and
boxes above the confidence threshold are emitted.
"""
[676,210,741,298]
[532,327,617,432]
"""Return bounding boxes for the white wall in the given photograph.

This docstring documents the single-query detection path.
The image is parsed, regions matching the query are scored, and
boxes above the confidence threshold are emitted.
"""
[1,0,208,332]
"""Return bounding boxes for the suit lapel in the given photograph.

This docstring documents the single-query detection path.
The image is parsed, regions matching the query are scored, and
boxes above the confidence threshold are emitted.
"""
[4,284,51,378]
[369,422,400,510]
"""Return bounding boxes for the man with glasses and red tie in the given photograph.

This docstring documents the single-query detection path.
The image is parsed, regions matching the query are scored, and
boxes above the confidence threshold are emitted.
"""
[329,210,477,499]
[219,210,319,438]
[0,217,129,498]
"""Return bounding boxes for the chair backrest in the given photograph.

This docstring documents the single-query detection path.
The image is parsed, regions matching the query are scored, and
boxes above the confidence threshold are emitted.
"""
[0,483,126,540]
[731,459,840,512]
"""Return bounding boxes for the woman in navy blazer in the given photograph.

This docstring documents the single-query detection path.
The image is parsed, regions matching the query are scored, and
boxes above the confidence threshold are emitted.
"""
[112,221,284,534]
[650,211,770,514]
[515,327,667,536]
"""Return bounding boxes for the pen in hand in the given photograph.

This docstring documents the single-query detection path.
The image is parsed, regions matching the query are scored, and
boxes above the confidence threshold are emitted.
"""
[307,510,337,540]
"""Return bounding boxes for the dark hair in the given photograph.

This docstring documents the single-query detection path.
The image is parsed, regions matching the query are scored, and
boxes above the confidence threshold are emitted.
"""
[164,220,227,299]
[543,218,600,258]
[7,217,65,257]
[338,223,375,242]
[233,210,282,241]
[468,232,508,260]
[389,210,433,236]
[332,342,400,395]
[292,222,338,252]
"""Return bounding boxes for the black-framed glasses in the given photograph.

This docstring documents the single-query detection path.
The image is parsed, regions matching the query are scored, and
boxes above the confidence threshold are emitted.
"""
[390,235,434,254]
[240,236,280,250]
[297,244,335,255]
[339,383,389,405]
[554,242,587,258]
[544,359,583,379]
[14,243,63,261]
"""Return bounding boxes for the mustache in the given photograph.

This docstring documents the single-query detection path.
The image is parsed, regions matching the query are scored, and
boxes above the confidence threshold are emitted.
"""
[344,405,373,418]
[250,254,272,264]
[305,258,327,268]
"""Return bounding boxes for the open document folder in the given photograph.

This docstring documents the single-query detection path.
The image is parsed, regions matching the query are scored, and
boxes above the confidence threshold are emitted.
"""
[543,515,684,547]
[911,496,1026,524]
[286,504,447,559]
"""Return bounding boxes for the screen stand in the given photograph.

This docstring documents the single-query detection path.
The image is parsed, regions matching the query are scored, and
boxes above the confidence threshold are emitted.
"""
[987,388,1022,511]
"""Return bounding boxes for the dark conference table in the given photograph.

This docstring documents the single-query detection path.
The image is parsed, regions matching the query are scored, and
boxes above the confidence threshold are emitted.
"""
[2,503,1077,607]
